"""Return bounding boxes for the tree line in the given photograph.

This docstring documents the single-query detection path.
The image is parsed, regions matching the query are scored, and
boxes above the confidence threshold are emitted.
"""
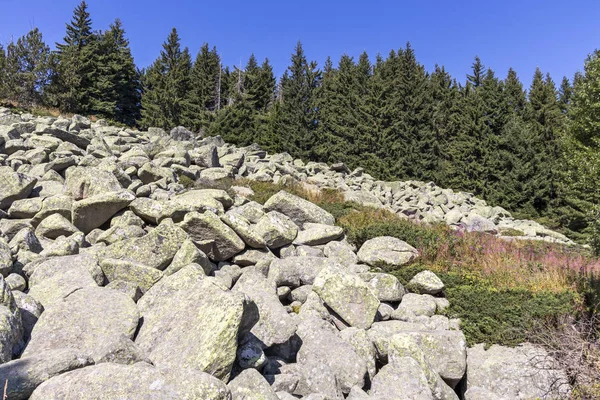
[1,1,599,245]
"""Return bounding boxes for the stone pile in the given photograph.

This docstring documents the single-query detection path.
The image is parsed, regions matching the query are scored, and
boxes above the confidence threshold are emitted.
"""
[0,109,571,399]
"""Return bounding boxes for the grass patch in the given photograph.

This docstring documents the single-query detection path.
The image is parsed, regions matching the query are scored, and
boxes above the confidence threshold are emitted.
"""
[388,264,582,347]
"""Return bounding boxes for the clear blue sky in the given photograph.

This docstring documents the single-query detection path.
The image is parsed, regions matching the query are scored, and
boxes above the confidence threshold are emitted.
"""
[1,0,599,86]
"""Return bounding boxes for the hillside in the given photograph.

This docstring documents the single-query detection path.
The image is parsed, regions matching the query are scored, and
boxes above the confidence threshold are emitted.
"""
[0,109,599,398]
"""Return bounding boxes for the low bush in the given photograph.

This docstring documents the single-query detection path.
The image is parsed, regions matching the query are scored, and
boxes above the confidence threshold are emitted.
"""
[388,264,581,347]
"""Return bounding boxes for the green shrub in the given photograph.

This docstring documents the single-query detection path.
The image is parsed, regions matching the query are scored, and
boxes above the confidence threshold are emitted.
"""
[384,263,580,347]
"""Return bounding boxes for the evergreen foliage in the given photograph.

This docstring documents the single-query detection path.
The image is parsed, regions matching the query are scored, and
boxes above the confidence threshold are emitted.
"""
[4,11,600,245]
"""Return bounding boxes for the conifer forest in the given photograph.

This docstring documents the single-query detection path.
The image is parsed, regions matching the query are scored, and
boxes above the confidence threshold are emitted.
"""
[2,1,600,247]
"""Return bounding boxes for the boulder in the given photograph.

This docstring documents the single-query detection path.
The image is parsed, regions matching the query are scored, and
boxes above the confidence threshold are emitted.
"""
[370,357,434,400]
[323,240,358,266]
[100,219,188,270]
[100,258,164,294]
[264,191,335,227]
[233,268,297,347]
[268,257,340,288]
[312,263,379,329]
[227,368,279,400]
[408,270,445,295]
[0,166,37,210]
[393,293,438,318]
[181,210,246,261]
[254,211,298,249]
[359,272,405,302]
[23,286,139,361]
[293,223,344,246]
[72,190,136,233]
[35,213,80,239]
[135,278,258,381]
[0,276,23,363]
[357,236,419,267]
[466,343,570,399]
[30,362,231,400]
[0,348,93,400]
[64,166,122,200]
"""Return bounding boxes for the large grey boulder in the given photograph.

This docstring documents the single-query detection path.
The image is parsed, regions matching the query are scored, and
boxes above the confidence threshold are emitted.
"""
[338,327,377,380]
[357,236,419,267]
[23,286,139,360]
[64,166,122,200]
[181,210,246,261]
[228,368,279,400]
[100,219,188,270]
[268,257,340,288]
[264,191,335,227]
[391,330,467,388]
[370,357,434,400]
[170,125,194,141]
[72,190,136,233]
[173,189,231,214]
[30,362,231,400]
[35,213,80,239]
[0,166,37,210]
[100,258,164,294]
[221,211,267,248]
[296,317,368,393]
[254,211,298,249]
[393,293,438,318]
[323,240,358,266]
[388,334,459,400]
[136,278,258,381]
[26,253,103,308]
[233,268,297,347]
[0,276,23,363]
[312,263,379,329]
[466,343,570,399]
[293,223,344,246]
[0,348,93,400]
[359,272,405,302]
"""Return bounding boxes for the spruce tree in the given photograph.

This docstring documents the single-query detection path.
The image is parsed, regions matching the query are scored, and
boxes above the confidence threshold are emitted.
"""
[558,76,573,115]
[269,42,321,158]
[50,1,95,113]
[187,43,221,131]
[0,45,6,100]
[467,56,486,88]
[140,28,192,129]
[11,28,51,106]
[504,68,527,116]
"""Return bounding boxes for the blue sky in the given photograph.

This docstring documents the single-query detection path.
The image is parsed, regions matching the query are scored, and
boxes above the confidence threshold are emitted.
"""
[1,0,598,86]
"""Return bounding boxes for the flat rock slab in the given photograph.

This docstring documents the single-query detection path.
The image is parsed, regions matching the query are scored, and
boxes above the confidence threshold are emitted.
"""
[264,191,335,227]
[29,362,231,400]
[180,211,245,261]
[23,286,139,361]
[357,236,419,267]
[0,166,37,210]
[72,190,136,234]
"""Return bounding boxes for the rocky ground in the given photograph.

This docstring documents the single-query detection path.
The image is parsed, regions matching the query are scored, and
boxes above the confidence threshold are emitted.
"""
[0,109,573,399]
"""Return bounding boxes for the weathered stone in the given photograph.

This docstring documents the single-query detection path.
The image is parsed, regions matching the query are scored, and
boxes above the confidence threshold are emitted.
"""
[95,334,151,365]
[254,211,298,249]
[393,293,438,318]
[408,270,446,295]
[7,197,43,219]
[293,223,344,246]
[359,272,405,302]
[64,166,122,200]
[312,263,379,329]
[370,357,434,400]
[338,327,377,380]
[100,219,188,270]
[268,257,341,288]
[0,276,23,363]
[228,368,279,400]
[23,286,139,361]
[173,189,232,214]
[0,349,93,400]
[181,210,246,261]
[0,166,37,210]
[72,190,136,234]
[30,362,231,400]
[466,343,570,399]
[264,191,335,227]
[388,334,459,400]
[100,258,164,294]
[136,278,258,381]
[357,236,419,267]
[222,212,268,248]
[233,267,297,347]
[323,240,358,266]
[5,273,26,291]
[35,213,80,239]
[164,238,213,276]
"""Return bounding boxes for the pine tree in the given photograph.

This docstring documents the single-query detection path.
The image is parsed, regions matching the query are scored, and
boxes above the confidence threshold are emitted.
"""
[187,43,221,130]
[504,68,527,116]
[558,76,573,114]
[0,45,6,100]
[140,28,192,129]
[467,56,486,88]
[524,68,564,214]
[11,28,51,106]
[269,42,321,158]
[50,1,95,113]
